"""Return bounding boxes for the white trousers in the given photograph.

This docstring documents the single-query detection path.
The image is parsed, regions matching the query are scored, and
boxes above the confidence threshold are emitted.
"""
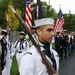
[16,53,23,72]
[2,67,7,75]
[6,58,12,75]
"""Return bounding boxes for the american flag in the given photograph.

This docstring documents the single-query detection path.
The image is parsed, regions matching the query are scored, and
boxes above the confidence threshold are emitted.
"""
[54,9,64,34]
[25,0,33,30]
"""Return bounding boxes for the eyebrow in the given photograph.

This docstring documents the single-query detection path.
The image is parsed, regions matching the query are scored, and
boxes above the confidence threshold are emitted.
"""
[46,28,54,32]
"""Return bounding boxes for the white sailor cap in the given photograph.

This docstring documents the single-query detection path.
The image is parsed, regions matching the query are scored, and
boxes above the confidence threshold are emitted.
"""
[19,31,25,35]
[1,30,7,35]
[34,18,54,28]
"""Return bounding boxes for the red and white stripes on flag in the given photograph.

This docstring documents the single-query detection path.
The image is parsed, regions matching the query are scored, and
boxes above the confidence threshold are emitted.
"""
[54,9,64,34]
[54,17,64,33]
[25,0,33,30]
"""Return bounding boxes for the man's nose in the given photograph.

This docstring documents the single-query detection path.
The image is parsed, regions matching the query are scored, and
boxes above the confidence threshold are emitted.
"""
[51,31,54,36]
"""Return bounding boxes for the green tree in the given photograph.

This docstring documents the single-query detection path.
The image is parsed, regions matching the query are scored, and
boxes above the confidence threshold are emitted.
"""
[12,0,25,19]
[0,0,10,28]
[41,2,57,20]
[5,1,22,31]
[63,13,75,31]
[11,0,26,31]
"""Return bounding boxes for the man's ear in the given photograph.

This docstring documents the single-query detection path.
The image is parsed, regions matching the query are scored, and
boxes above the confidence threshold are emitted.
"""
[36,29,41,36]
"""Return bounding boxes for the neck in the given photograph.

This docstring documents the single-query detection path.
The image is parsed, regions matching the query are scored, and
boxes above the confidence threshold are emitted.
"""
[20,38,24,42]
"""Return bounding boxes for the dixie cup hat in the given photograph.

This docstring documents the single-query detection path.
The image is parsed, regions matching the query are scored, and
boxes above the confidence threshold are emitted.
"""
[19,31,25,35]
[1,30,7,35]
[34,18,54,28]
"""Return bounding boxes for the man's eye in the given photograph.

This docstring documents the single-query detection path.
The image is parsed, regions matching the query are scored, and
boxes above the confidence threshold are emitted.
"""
[47,29,54,32]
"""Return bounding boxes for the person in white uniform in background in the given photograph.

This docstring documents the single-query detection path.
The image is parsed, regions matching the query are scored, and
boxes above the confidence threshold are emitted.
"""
[7,40,15,75]
[20,18,59,75]
[0,34,7,75]
[1,29,15,75]
[1,30,9,75]
[14,31,29,74]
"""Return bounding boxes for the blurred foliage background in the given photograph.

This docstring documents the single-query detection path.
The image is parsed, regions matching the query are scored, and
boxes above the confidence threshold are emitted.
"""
[0,0,75,31]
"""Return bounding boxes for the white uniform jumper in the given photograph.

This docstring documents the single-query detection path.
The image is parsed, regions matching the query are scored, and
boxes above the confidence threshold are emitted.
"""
[0,36,8,75]
[20,43,59,75]
[14,39,29,72]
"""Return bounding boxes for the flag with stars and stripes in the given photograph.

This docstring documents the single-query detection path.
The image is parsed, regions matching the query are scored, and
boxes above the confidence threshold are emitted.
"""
[25,0,33,30]
[54,9,64,34]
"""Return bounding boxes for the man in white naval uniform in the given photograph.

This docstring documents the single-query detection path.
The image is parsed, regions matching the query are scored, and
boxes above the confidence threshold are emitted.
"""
[1,30,8,75]
[20,18,59,75]
[0,36,7,75]
[14,31,29,73]
[1,29,15,75]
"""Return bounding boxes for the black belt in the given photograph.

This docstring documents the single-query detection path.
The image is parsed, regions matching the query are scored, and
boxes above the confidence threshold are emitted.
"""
[18,51,22,53]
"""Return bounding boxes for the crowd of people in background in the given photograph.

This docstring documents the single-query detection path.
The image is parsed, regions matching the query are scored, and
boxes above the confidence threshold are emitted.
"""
[54,30,75,60]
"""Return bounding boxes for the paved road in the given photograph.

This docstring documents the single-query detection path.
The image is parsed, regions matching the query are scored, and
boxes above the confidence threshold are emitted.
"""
[59,52,75,75]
